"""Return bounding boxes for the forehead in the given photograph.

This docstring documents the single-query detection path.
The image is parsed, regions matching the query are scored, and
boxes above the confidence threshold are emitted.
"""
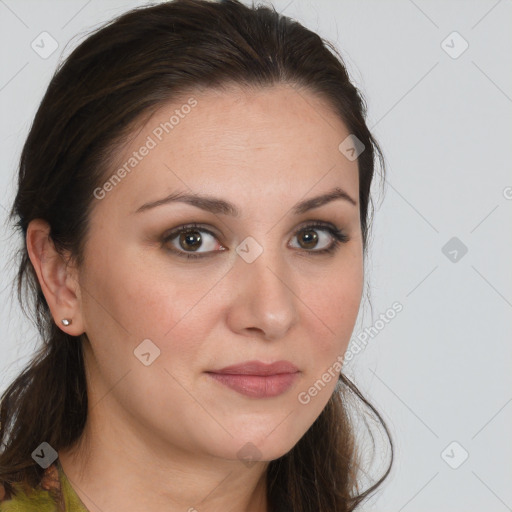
[94,84,359,217]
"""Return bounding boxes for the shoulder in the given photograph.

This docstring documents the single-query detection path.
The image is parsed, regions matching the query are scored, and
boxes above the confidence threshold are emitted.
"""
[0,463,60,512]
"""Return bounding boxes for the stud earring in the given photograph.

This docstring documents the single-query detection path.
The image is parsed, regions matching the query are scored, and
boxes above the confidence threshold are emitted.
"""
[61,318,72,326]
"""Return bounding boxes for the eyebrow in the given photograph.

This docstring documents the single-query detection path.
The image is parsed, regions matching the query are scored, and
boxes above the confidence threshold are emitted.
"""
[133,186,357,216]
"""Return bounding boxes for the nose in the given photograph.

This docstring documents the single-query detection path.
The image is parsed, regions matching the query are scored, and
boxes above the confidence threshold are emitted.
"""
[226,245,299,341]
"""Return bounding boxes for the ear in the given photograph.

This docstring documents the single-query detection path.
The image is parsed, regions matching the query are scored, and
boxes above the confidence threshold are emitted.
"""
[26,218,85,336]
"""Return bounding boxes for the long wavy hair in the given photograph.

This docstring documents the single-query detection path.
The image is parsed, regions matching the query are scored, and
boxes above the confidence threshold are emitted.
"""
[0,1,393,510]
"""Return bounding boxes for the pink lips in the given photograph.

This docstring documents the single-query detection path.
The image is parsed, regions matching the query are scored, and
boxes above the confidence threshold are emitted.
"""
[206,360,300,398]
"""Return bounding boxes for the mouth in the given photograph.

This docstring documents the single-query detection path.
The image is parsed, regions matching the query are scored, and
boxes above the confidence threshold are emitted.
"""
[205,360,300,398]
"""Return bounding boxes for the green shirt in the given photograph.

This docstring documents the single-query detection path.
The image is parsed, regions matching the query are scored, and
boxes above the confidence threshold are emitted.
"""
[0,459,89,512]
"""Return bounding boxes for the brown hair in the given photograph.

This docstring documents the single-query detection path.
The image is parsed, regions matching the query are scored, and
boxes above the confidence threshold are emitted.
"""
[1,0,393,510]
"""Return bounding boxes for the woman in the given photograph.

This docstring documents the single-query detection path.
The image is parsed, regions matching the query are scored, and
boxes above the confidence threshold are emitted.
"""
[0,0,393,510]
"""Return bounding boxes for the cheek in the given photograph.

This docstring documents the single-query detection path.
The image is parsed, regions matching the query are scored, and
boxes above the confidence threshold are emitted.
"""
[81,238,197,336]
[301,260,363,355]
[78,247,217,415]
[293,270,362,416]
[80,243,229,380]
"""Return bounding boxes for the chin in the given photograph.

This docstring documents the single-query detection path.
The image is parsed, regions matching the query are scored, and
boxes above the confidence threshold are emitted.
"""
[211,426,305,465]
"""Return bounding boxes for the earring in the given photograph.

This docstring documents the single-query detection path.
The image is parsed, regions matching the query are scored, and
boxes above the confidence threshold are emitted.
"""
[61,318,72,326]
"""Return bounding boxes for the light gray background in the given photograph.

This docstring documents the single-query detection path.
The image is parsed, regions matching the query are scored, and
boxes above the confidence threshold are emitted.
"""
[1,1,511,510]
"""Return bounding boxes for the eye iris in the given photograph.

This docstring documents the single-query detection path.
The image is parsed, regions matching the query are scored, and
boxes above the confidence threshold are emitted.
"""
[179,230,202,251]
[299,229,318,249]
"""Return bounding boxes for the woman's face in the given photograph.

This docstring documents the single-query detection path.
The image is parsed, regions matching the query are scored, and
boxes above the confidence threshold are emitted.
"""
[76,83,363,464]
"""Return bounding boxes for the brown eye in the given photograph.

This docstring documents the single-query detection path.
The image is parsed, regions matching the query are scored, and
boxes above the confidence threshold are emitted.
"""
[178,230,203,252]
[289,223,348,253]
[162,221,348,261]
[162,224,224,259]
[297,229,319,249]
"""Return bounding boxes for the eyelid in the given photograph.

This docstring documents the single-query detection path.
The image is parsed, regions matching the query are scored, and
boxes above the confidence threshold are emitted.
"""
[288,220,349,250]
[162,222,220,241]
[161,223,224,258]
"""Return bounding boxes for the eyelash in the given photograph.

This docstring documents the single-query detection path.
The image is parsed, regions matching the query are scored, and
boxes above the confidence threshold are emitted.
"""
[161,221,350,260]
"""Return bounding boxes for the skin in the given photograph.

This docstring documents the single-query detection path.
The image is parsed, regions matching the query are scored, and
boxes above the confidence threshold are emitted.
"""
[27,83,363,512]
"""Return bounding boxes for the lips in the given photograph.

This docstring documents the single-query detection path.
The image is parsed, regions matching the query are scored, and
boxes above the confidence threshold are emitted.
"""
[208,360,299,376]
[206,360,300,398]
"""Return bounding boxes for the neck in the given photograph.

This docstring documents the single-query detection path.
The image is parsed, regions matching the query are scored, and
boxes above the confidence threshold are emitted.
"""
[58,408,269,512]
